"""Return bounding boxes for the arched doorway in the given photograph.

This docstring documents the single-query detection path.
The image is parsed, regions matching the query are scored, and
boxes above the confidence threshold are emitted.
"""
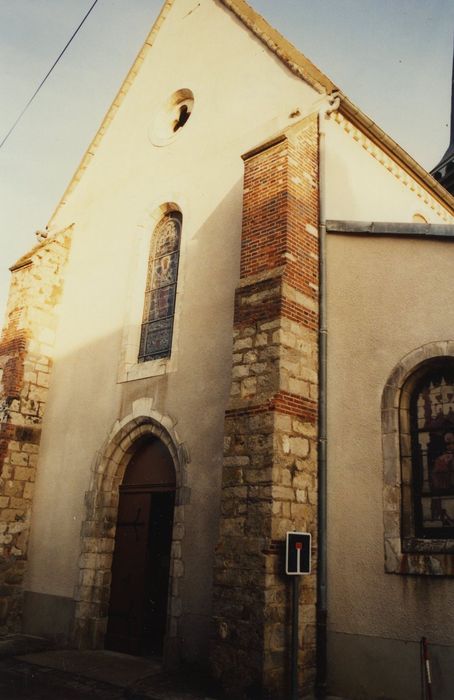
[105,436,176,656]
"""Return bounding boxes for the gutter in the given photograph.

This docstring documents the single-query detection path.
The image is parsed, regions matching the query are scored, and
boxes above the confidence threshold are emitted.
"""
[316,92,340,699]
[326,220,454,239]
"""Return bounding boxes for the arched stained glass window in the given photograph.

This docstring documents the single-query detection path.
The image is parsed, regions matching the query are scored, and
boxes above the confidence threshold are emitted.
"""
[410,363,454,539]
[139,211,182,362]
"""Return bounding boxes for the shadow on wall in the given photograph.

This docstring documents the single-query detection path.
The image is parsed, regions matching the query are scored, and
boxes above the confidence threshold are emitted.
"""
[0,178,244,659]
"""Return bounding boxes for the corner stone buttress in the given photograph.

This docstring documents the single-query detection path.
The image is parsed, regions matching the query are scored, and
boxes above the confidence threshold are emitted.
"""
[211,115,320,699]
[0,228,72,633]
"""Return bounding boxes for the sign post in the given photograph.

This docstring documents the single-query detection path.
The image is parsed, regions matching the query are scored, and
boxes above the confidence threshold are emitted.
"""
[285,532,311,700]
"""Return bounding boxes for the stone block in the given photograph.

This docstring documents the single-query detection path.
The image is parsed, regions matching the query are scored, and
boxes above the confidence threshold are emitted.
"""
[9,497,28,510]
[22,443,39,454]
[0,466,13,480]
[79,553,99,570]
[220,517,245,536]
[232,365,249,379]
[36,372,49,388]
[233,338,253,351]
[172,559,184,578]
[241,377,257,397]
[243,351,258,364]
[275,413,291,431]
[289,437,310,458]
[266,623,286,652]
[222,468,243,487]
[250,362,267,375]
[3,481,24,497]
[173,523,185,541]
[10,452,29,467]
[272,485,294,501]
[1,509,25,522]
[80,569,96,587]
[27,385,47,403]
[273,329,296,348]
[14,467,34,482]
[292,472,313,490]
[254,333,268,346]
[261,344,280,359]
[261,319,280,331]
[296,489,307,503]
[290,502,314,523]
[272,501,281,515]
[280,469,292,486]
[307,488,317,505]
[292,418,316,437]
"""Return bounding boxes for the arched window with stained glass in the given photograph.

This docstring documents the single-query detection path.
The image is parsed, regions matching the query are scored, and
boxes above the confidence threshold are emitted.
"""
[409,362,454,539]
[139,211,182,362]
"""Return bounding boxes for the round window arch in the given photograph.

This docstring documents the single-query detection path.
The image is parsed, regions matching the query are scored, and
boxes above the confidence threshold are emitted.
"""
[150,89,194,146]
[405,359,454,539]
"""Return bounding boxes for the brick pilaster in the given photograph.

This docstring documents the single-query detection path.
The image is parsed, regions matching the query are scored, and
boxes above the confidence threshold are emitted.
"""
[212,115,319,699]
[0,229,71,632]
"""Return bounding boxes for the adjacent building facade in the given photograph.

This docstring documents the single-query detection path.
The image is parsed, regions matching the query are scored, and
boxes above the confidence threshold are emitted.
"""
[1,1,454,698]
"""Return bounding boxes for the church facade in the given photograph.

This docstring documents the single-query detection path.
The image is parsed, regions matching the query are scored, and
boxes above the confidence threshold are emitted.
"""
[1,1,454,698]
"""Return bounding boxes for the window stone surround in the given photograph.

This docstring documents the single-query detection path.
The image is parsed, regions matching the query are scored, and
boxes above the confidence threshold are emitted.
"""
[382,341,454,577]
[73,399,190,664]
[117,201,185,383]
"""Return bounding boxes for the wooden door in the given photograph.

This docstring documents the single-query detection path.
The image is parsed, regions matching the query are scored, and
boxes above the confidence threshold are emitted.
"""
[105,489,152,654]
[142,490,175,655]
[105,437,176,656]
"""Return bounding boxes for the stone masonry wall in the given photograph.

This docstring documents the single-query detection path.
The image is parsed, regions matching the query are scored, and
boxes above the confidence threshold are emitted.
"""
[0,230,71,632]
[212,116,319,699]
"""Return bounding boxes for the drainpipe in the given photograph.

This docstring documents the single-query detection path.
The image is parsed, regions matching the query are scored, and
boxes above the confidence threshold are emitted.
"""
[316,91,340,699]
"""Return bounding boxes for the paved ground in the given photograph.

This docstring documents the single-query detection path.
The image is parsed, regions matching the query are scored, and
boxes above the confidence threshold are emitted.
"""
[0,654,220,699]
[0,637,221,700]
[0,635,349,699]
[0,657,124,699]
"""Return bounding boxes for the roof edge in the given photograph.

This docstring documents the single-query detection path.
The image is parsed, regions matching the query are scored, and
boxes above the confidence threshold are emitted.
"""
[220,0,454,214]
[45,0,454,224]
[219,0,336,94]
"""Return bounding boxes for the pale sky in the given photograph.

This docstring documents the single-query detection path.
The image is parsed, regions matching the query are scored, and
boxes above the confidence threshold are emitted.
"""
[0,0,453,319]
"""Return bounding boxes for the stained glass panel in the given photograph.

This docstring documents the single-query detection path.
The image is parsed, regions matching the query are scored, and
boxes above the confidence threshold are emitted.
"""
[139,318,173,359]
[138,212,181,362]
[412,369,454,537]
[155,217,180,257]
[152,252,179,289]
[147,286,176,322]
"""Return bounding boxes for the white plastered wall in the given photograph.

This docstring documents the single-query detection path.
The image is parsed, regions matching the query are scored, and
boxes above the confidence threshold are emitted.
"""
[325,115,454,699]
[324,121,454,696]
[325,113,451,224]
[326,233,454,638]
[25,0,320,656]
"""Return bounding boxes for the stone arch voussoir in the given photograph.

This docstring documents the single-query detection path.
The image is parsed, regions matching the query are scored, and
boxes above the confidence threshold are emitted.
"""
[381,340,454,576]
[73,404,190,656]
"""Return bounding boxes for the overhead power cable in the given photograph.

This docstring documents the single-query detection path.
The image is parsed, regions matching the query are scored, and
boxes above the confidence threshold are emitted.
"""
[0,0,99,151]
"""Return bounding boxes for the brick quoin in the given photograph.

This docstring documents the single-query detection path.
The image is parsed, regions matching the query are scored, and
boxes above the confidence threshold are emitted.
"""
[212,114,320,699]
